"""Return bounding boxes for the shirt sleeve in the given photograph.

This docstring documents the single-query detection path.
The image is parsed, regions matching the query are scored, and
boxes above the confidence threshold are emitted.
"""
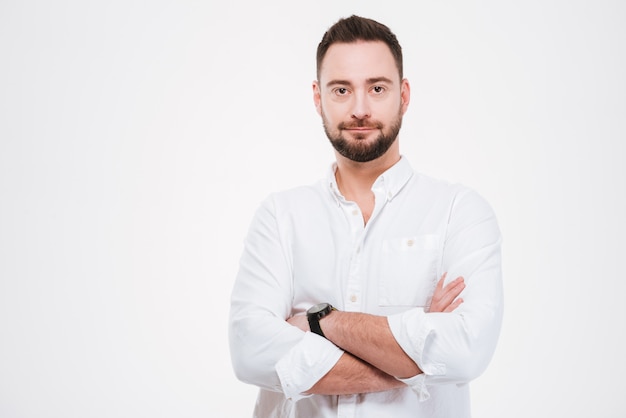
[228,195,343,396]
[388,188,504,398]
[275,332,344,400]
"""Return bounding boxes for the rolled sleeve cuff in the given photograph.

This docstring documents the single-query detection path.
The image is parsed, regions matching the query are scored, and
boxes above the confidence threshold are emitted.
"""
[387,310,447,400]
[396,373,430,401]
[275,331,344,401]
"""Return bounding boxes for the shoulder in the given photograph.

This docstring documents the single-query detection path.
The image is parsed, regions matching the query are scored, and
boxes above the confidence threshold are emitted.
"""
[256,180,328,215]
[410,171,496,217]
[409,171,470,199]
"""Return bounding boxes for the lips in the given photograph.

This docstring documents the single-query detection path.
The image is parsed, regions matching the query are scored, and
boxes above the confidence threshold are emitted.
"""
[339,122,383,130]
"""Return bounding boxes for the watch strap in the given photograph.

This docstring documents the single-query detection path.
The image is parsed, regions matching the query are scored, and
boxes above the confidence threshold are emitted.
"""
[308,315,325,337]
[307,303,336,338]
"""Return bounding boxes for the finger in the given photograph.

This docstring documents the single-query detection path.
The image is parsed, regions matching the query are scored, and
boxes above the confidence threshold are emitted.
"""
[438,277,465,306]
[432,273,449,303]
[444,298,464,313]
[443,276,464,289]
[435,272,447,293]
[429,274,465,313]
[441,277,465,299]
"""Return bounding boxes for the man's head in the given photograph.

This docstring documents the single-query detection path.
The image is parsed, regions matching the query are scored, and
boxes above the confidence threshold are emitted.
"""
[313,15,410,164]
[316,15,403,82]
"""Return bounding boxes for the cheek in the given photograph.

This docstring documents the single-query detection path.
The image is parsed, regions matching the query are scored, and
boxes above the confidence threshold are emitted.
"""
[320,101,343,124]
[372,104,399,122]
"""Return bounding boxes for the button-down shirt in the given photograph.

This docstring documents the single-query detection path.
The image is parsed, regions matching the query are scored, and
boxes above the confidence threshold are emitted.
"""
[229,156,503,418]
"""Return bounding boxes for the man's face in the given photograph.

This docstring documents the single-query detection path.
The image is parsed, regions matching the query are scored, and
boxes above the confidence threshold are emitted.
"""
[314,41,410,163]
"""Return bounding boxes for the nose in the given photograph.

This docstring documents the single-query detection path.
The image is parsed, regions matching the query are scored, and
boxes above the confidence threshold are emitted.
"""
[351,91,371,120]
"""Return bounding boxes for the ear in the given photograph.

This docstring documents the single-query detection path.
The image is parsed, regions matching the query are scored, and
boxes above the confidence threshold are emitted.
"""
[400,78,411,115]
[312,80,322,116]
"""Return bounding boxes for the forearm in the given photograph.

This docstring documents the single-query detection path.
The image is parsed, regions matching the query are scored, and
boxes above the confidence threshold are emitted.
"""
[321,311,422,379]
[305,351,404,395]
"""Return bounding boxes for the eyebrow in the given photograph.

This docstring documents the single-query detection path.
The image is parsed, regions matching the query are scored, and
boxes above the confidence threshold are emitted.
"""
[325,76,395,88]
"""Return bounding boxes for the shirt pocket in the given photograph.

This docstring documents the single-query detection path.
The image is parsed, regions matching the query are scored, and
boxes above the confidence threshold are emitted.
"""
[378,235,439,307]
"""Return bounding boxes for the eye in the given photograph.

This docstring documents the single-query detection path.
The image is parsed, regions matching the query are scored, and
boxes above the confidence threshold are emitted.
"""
[334,87,349,96]
[372,85,385,94]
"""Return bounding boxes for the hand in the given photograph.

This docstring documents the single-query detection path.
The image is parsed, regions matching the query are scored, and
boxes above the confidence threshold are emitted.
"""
[287,314,310,332]
[428,273,465,313]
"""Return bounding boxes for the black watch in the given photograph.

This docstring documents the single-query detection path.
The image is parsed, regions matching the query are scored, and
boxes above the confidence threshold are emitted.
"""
[307,303,335,338]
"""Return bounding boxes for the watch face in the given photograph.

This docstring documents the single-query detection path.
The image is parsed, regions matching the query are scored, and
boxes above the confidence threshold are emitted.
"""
[308,302,330,315]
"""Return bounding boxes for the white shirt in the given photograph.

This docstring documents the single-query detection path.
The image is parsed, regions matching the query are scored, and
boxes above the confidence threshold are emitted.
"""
[229,156,503,418]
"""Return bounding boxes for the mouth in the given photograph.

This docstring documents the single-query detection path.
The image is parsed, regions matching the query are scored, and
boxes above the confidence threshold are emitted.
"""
[342,127,378,141]
[342,126,380,138]
[339,121,383,131]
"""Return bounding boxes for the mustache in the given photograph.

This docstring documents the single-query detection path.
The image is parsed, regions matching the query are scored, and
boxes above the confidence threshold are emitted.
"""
[338,120,384,129]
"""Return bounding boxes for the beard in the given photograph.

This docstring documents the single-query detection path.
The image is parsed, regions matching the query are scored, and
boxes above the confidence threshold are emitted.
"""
[321,109,403,163]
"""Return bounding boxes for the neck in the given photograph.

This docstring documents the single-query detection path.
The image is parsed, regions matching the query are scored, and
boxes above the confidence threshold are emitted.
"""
[334,147,401,201]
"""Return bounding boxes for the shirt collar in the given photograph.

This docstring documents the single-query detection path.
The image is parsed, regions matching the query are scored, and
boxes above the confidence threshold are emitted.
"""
[327,155,414,204]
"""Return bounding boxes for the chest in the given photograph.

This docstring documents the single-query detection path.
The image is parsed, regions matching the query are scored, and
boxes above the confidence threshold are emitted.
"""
[287,197,445,315]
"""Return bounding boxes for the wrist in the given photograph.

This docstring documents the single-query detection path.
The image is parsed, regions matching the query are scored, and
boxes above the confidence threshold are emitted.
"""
[307,303,337,338]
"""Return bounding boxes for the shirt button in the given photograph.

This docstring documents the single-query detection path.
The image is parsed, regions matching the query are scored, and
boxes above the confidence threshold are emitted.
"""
[350,295,357,303]
[407,239,414,247]
[352,209,359,216]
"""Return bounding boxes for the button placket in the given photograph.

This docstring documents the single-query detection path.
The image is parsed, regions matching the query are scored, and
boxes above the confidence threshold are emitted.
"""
[340,201,363,311]
[346,232,363,310]
[337,394,357,418]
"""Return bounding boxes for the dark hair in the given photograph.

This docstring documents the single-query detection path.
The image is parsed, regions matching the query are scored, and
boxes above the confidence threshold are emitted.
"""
[316,15,403,80]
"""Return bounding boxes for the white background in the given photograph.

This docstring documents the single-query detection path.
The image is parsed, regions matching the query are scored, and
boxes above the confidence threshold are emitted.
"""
[1,1,625,417]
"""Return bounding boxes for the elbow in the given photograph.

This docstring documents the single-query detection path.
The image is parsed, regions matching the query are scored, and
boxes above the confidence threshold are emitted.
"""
[229,329,251,384]
[455,335,500,383]
[427,312,501,384]
[430,338,496,385]
[228,315,292,392]
[450,349,491,383]
[230,343,252,384]
[229,319,267,387]
[229,336,271,389]
[452,303,503,383]
[228,314,260,386]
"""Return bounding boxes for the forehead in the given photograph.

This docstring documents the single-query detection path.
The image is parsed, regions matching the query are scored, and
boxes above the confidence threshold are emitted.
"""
[319,41,400,84]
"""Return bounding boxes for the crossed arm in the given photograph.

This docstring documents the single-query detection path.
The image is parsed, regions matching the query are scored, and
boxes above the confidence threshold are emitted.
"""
[287,273,466,395]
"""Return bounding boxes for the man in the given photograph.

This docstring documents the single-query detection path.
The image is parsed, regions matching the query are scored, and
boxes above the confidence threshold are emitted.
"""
[229,15,503,418]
